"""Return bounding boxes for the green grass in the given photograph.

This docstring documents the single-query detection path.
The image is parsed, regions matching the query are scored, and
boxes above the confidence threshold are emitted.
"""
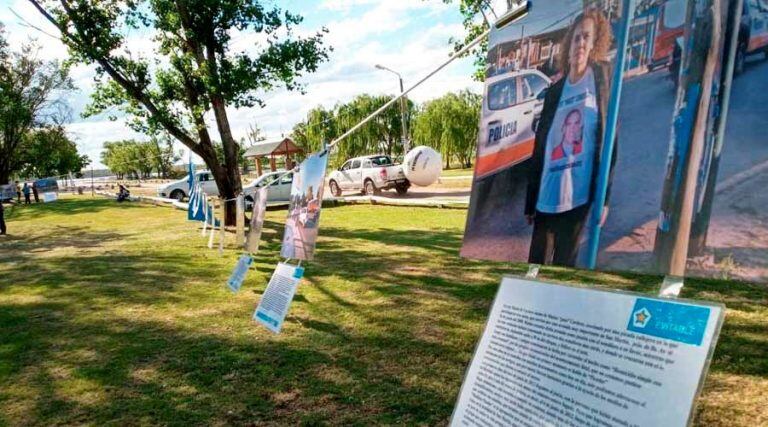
[0,196,766,425]
[439,167,474,177]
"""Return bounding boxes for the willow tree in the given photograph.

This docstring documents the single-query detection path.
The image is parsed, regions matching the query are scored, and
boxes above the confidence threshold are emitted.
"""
[28,0,329,223]
[292,94,414,168]
[412,90,480,169]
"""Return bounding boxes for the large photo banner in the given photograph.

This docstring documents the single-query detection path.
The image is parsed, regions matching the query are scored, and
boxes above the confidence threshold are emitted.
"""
[463,0,741,279]
[597,0,739,279]
[462,0,625,266]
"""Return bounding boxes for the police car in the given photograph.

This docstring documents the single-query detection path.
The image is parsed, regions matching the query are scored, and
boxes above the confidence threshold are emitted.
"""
[475,69,552,178]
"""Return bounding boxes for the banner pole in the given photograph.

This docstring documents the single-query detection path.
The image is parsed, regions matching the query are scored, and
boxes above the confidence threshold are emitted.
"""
[585,0,634,269]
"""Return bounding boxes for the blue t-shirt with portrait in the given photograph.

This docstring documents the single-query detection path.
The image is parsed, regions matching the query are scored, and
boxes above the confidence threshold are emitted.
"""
[536,68,598,214]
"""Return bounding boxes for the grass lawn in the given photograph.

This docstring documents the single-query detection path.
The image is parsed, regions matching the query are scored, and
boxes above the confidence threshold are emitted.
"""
[0,196,766,425]
[439,167,474,177]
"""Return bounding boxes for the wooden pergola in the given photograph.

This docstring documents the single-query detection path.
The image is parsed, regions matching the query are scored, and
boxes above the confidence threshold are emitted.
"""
[243,137,304,176]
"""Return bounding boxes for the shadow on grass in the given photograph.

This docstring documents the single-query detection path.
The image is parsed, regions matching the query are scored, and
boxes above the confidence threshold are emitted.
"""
[5,198,144,222]
[0,225,128,263]
[0,298,458,425]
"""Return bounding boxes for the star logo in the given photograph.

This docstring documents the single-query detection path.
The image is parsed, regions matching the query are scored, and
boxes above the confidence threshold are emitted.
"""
[633,307,652,328]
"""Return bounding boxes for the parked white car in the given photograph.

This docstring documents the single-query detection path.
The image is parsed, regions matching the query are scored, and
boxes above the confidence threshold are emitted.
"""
[157,171,219,201]
[242,170,293,209]
[158,170,292,205]
[327,155,410,197]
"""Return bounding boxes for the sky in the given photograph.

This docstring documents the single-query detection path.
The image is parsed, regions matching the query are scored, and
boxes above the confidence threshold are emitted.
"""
[0,0,484,169]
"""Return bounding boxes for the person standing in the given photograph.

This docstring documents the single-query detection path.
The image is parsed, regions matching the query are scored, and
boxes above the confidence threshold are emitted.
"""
[0,201,6,235]
[15,181,21,203]
[32,182,40,203]
[525,9,617,267]
[22,182,31,205]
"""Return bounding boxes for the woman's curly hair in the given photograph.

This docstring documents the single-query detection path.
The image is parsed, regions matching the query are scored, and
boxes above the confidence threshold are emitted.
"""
[558,9,613,71]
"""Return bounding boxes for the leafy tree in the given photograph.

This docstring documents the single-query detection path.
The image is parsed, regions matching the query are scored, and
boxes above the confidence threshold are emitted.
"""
[101,138,180,178]
[0,24,74,183]
[28,0,330,223]
[17,126,90,178]
[149,134,182,179]
[291,94,414,167]
[412,90,480,169]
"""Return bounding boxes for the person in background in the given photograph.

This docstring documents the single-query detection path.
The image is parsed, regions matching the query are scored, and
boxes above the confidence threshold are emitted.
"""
[22,183,31,205]
[117,184,131,202]
[32,182,40,203]
[15,181,21,203]
[0,200,6,235]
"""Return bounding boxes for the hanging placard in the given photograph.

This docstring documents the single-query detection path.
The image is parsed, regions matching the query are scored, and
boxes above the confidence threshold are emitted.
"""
[226,254,253,293]
[253,262,304,334]
[451,277,724,427]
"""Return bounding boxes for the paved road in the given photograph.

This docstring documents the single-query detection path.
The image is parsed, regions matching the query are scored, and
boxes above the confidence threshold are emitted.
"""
[601,53,768,250]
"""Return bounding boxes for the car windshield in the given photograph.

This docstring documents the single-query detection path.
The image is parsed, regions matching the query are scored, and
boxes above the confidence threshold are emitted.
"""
[255,174,280,187]
[488,78,517,110]
[370,156,392,166]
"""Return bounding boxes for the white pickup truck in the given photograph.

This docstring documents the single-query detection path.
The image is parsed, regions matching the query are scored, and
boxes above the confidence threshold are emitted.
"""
[327,155,410,196]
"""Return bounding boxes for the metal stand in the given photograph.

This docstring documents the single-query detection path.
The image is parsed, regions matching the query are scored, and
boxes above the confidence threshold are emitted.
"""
[658,275,684,298]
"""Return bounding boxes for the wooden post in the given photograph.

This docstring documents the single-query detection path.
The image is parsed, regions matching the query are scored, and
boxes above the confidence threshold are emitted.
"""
[236,194,245,248]
[269,155,277,172]
[256,158,263,177]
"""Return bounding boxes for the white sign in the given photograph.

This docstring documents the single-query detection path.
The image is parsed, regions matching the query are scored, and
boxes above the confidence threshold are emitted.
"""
[253,262,304,334]
[42,192,58,203]
[226,254,253,293]
[451,277,724,427]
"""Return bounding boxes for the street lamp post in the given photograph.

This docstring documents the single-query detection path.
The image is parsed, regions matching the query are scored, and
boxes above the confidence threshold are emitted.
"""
[375,64,410,154]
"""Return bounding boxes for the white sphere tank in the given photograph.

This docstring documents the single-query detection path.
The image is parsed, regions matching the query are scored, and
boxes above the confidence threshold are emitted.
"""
[403,145,442,187]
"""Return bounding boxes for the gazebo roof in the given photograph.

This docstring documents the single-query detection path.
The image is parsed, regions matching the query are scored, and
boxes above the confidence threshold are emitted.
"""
[243,137,303,158]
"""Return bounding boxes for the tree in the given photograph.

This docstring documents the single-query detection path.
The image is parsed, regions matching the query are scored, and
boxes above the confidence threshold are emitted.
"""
[291,94,414,167]
[28,0,330,224]
[149,134,181,179]
[0,25,74,183]
[17,126,90,178]
[412,90,480,169]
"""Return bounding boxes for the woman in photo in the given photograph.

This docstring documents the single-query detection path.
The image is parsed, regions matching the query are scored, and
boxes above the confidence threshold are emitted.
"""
[525,9,618,266]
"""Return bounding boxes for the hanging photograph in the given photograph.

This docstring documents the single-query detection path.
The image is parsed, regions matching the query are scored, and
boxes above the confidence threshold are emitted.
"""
[462,0,624,266]
[280,153,328,261]
[462,0,739,279]
[596,0,741,280]
[246,186,269,253]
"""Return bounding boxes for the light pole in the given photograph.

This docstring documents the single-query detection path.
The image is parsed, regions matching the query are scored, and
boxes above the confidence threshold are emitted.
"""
[375,64,410,154]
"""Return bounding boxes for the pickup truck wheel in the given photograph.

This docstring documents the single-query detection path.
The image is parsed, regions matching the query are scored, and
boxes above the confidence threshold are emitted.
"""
[329,180,342,197]
[170,189,185,201]
[395,183,409,195]
[363,179,379,196]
